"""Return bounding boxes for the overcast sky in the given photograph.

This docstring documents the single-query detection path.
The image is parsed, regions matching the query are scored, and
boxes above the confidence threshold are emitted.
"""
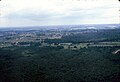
[0,0,120,27]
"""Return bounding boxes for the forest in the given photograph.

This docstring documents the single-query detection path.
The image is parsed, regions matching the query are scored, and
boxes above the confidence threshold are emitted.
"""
[0,45,120,82]
[0,28,120,82]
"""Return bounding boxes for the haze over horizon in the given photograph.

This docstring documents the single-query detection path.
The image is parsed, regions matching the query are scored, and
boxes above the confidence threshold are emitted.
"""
[0,0,120,27]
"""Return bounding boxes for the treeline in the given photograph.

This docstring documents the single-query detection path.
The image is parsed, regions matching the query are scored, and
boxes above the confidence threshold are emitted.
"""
[45,29,120,43]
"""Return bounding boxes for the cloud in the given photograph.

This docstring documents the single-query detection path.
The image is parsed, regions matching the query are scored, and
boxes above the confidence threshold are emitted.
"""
[0,0,119,27]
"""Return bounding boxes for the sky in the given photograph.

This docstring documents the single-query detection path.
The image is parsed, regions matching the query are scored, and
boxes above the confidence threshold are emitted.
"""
[0,0,120,27]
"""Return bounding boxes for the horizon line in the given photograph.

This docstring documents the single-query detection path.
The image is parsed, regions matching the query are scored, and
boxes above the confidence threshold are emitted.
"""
[0,23,119,28]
